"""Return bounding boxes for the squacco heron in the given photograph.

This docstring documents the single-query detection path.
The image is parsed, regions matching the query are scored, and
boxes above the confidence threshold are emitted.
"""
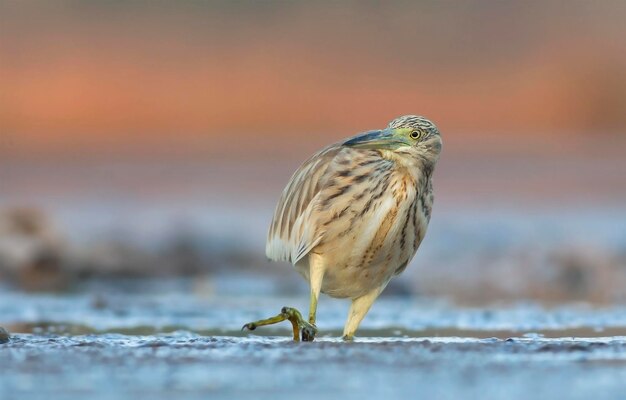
[243,115,442,341]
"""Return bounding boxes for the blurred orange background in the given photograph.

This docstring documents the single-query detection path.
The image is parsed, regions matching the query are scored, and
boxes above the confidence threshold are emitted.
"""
[2,1,626,209]
[1,1,626,302]
[2,1,625,161]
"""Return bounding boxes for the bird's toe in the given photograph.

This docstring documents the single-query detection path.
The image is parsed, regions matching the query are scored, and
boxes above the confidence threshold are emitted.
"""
[241,323,257,331]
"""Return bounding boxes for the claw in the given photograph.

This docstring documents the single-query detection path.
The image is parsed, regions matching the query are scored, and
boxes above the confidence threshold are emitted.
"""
[301,324,317,342]
[241,323,257,331]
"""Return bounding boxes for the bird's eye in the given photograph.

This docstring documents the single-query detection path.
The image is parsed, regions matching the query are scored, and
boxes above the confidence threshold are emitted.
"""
[410,131,421,140]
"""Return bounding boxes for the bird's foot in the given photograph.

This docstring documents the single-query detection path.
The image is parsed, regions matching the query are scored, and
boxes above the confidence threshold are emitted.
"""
[242,306,317,342]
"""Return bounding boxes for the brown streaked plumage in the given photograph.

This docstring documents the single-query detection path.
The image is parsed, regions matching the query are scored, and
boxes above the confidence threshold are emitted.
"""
[244,115,442,341]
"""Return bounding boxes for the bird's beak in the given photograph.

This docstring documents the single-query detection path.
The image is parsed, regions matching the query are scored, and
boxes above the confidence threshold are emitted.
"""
[343,128,410,150]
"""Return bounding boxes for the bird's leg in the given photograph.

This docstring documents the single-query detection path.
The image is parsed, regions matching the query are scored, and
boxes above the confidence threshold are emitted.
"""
[303,253,325,341]
[242,307,316,341]
[242,256,325,342]
[342,286,385,341]
[303,290,319,342]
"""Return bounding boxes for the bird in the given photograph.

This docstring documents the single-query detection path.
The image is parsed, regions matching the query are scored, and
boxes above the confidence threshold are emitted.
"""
[242,115,442,341]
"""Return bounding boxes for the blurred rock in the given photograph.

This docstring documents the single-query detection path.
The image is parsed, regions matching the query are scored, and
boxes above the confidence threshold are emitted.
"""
[0,327,10,344]
[71,231,218,278]
[90,294,109,310]
[72,240,155,277]
[382,279,414,297]
[412,242,626,306]
[544,246,625,303]
[158,230,206,275]
[0,208,70,291]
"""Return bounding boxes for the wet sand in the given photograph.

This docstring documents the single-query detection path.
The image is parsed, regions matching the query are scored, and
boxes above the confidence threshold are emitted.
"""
[2,334,626,400]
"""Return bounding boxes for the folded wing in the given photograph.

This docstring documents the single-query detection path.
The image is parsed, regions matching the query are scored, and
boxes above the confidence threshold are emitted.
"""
[265,144,343,264]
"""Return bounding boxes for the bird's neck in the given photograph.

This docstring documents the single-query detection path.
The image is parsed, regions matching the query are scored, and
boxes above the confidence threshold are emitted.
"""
[379,149,434,190]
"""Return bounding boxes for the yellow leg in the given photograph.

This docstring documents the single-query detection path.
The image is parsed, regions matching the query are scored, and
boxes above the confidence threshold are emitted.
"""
[342,285,384,341]
[308,285,320,325]
[304,253,325,341]
[243,255,325,342]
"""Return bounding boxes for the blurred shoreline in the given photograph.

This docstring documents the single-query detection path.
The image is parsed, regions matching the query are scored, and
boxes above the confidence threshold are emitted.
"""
[1,202,624,305]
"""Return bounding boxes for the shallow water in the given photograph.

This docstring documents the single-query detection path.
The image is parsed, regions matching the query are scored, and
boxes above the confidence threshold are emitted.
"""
[2,289,626,399]
[2,288,626,335]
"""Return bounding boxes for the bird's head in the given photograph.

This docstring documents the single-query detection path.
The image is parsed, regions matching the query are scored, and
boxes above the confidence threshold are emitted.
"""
[343,115,442,166]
